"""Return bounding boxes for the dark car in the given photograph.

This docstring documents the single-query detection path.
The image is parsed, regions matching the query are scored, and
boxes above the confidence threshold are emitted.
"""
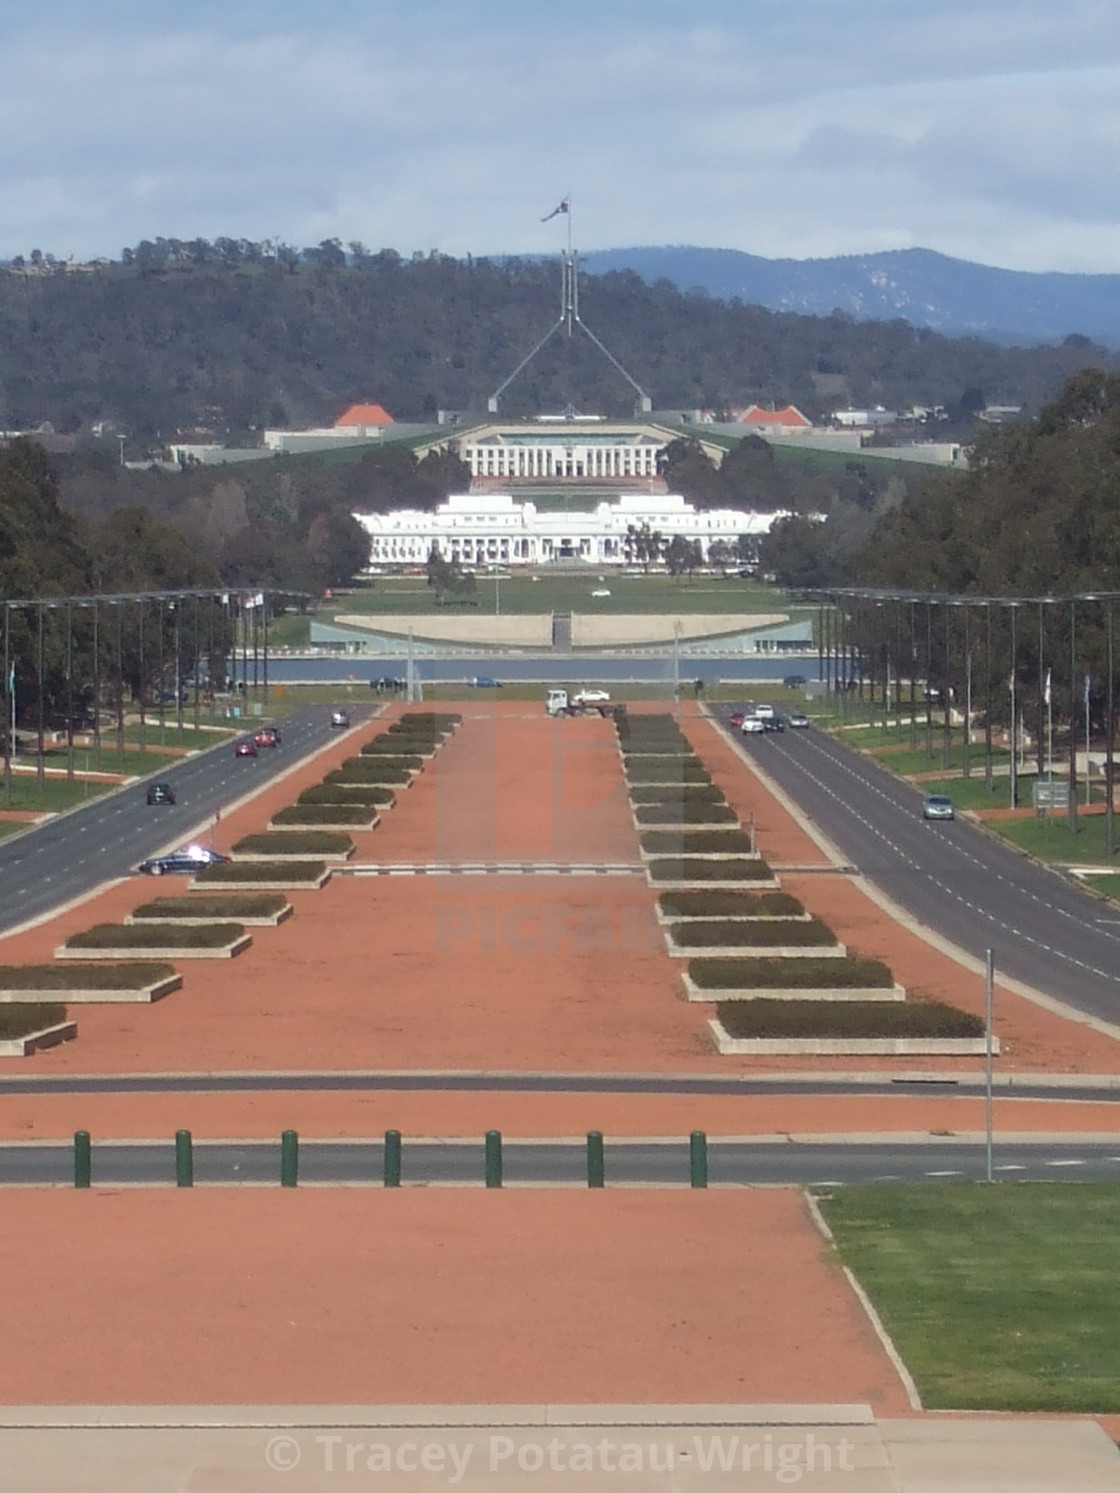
[253,726,281,748]
[782,674,807,689]
[468,675,502,688]
[762,715,785,732]
[234,738,258,757]
[146,781,176,806]
[138,845,230,876]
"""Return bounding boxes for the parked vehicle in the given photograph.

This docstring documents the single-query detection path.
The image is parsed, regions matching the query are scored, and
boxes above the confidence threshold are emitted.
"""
[146,782,176,806]
[782,674,807,689]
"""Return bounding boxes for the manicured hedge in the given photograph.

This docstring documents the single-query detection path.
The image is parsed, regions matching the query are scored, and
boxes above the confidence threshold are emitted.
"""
[659,890,806,919]
[0,963,174,989]
[326,761,411,785]
[272,805,375,826]
[66,922,245,950]
[689,956,894,990]
[648,858,772,882]
[299,784,395,807]
[641,830,756,855]
[635,803,738,826]
[629,784,727,806]
[0,1003,67,1037]
[233,831,353,855]
[716,999,984,1039]
[672,918,836,948]
[196,861,327,883]
[357,749,423,769]
[400,711,460,727]
[131,894,287,920]
[625,763,712,785]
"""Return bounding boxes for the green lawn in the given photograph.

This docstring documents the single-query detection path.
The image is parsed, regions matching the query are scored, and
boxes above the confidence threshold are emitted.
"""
[986,806,1120,864]
[0,774,117,811]
[819,1183,1120,1412]
[322,574,804,618]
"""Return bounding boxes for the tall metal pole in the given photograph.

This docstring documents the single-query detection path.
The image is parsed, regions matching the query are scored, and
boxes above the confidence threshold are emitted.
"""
[3,605,10,807]
[1010,605,1018,809]
[92,601,101,770]
[36,603,44,792]
[942,602,952,772]
[65,602,74,782]
[924,602,933,757]
[1037,601,1046,792]
[985,947,995,1185]
[1068,599,1078,832]
[909,602,917,750]
[962,605,972,779]
[984,601,993,789]
[1108,600,1115,858]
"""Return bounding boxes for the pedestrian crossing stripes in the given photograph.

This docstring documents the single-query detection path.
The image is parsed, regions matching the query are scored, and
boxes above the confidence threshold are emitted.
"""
[341,863,644,877]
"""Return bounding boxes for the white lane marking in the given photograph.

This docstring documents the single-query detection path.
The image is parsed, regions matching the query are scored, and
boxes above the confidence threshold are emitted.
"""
[1044,1159,1086,1167]
[761,727,1120,987]
[994,1164,1027,1171]
[926,1169,963,1176]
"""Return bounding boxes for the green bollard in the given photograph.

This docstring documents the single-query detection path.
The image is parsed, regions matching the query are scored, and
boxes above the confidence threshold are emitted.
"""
[689,1130,708,1189]
[484,1130,503,1189]
[74,1130,91,1189]
[280,1129,299,1188]
[175,1129,194,1188]
[586,1131,605,1188]
[384,1129,402,1188]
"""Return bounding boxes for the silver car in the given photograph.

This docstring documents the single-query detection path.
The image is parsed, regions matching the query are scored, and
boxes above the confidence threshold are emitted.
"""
[922,794,955,821]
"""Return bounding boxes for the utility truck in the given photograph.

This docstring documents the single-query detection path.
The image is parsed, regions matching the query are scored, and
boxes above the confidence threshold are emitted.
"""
[546,688,622,718]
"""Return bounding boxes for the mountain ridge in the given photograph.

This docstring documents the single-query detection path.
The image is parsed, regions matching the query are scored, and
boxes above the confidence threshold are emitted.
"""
[579,245,1120,346]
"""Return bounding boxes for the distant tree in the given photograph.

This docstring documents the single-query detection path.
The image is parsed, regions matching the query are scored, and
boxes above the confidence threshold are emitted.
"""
[665,534,702,577]
[623,522,664,573]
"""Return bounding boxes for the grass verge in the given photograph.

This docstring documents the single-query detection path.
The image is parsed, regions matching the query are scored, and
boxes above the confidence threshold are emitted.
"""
[819,1183,1120,1411]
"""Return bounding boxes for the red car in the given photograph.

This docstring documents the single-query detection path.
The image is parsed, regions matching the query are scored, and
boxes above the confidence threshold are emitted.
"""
[253,726,281,748]
[729,712,746,727]
[234,738,257,758]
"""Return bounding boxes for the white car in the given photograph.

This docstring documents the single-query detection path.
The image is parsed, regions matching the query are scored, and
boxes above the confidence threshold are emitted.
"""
[574,689,610,704]
[741,716,765,734]
[752,702,776,720]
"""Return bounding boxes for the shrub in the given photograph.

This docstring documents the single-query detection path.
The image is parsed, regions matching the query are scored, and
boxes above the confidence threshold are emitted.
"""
[131,895,287,920]
[0,995,67,1031]
[629,784,727,806]
[672,919,836,948]
[641,830,755,855]
[0,1003,67,1038]
[233,831,353,855]
[272,805,375,826]
[626,763,712,785]
[326,762,411,785]
[66,922,245,950]
[659,890,805,919]
[299,784,395,807]
[716,1000,983,1039]
[400,711,460,727]
[689,956,894,990]
[357,749,422,769]
[635,803,738,826]
[647,858,772,882]
[196,861,327,883]
[0,963,174,989]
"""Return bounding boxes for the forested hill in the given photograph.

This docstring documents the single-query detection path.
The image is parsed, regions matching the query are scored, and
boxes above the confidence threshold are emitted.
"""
[0,244,1112,439]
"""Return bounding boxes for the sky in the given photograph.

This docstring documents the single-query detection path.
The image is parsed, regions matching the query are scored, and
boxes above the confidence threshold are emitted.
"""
[3,0,1120,275]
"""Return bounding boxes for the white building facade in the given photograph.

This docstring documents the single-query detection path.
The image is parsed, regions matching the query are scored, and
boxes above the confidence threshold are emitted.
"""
[354,492,784,569]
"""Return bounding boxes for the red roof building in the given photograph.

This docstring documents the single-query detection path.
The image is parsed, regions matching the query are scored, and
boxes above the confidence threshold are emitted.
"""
[736,404,812,433]
[334,403,395,427]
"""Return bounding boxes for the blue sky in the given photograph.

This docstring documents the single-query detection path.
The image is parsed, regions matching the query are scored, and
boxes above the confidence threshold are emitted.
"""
[3,1,1120,272]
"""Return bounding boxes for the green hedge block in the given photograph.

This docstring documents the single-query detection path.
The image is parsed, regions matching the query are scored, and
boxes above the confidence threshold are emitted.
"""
[648,858,772,882]
[0,963,173,989]
[690,956,894,989]
[0,1003,67,1037]
[659,890,805,919]
[672,918,836,948]
[716,999,983,1039]
[642,830,755,855]
[66,922,245,950]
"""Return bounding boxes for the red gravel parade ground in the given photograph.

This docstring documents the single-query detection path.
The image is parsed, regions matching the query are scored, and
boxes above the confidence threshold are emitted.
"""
[0,699,1118,1418]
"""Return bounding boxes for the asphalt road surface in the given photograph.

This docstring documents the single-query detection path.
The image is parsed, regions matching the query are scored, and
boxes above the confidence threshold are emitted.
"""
[0,705,374,937]
[6,1137,1120,1187]
[713,707,1120,1027]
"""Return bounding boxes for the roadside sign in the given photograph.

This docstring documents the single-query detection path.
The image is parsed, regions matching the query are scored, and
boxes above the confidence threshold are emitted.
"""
[1033,780,1071,810]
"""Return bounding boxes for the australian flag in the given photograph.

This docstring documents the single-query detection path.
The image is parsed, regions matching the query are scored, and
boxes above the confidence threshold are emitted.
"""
[541,198,570,222]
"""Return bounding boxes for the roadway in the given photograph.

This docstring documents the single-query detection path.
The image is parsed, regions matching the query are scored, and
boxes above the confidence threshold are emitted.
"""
[6,1137,1120,1186]
[712,707,1120,1028]
[0,705,374,937]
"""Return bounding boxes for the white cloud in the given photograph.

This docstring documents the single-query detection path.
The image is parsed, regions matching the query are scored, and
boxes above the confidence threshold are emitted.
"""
[0,2,1119,271]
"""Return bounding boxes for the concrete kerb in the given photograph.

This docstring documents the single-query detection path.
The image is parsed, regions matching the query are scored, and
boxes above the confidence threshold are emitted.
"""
[700,706,1120,1048]
[804,1192,924,1412]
